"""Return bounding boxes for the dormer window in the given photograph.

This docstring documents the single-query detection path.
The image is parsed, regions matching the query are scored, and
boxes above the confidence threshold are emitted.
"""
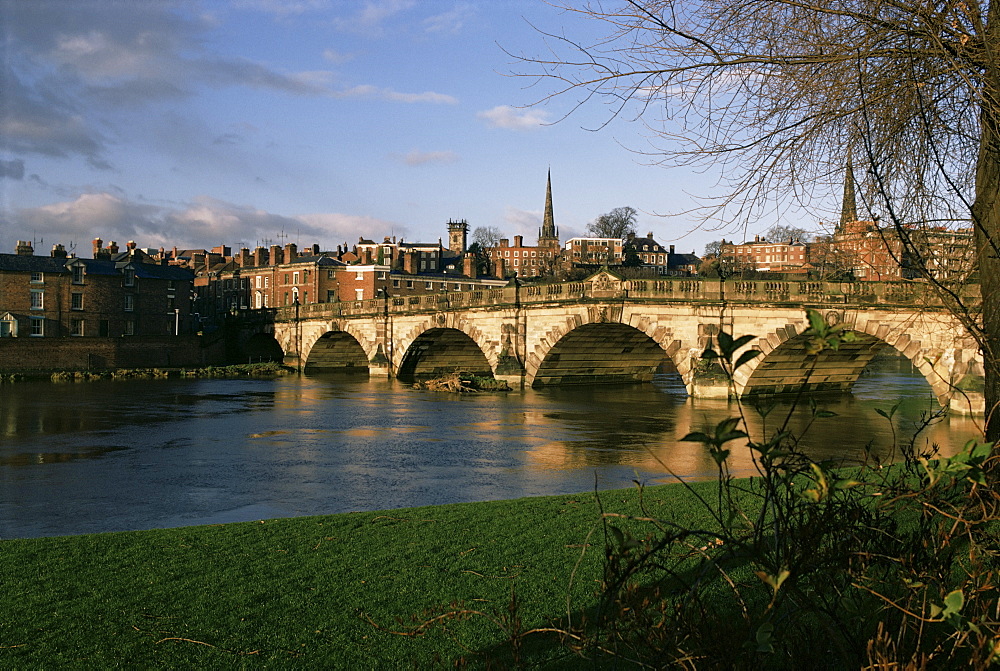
[72,265,85,284]
[123,268,136,287]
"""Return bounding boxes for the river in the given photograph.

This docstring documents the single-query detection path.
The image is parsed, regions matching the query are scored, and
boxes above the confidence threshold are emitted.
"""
[0,353,981,539]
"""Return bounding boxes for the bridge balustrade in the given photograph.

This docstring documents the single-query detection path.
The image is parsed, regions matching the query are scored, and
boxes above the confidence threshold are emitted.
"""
[265,277,980,323]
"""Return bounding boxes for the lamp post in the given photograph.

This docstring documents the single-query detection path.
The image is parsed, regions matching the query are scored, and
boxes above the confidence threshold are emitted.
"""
[293,295,301,374]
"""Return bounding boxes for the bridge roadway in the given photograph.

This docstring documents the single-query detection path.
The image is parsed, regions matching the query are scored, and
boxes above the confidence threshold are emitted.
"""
[246,270,984,414]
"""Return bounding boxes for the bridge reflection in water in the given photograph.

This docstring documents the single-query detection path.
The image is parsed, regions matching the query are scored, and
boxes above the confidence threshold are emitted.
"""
[0,351,978,538]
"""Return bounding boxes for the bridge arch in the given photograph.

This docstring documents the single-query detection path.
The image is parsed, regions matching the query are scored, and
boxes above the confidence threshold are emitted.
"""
[731,317,970,406]
[302,330,370,373]
[396,326,494,381]
[526,319,674,388]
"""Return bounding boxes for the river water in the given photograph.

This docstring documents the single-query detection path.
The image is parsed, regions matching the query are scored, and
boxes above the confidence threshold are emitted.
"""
[0,355,981,539]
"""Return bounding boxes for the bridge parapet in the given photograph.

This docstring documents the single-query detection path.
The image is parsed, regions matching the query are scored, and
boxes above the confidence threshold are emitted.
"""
[270,278,980,323]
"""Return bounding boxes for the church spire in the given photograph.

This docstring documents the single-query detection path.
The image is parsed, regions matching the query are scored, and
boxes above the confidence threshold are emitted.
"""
[539,168,559,245]
[839,150,858,231]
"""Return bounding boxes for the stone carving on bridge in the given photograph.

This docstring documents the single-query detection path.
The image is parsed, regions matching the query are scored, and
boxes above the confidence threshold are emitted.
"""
[587,268,625,299]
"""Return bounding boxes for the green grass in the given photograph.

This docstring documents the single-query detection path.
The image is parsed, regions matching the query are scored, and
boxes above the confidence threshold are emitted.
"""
[0,482,721,668]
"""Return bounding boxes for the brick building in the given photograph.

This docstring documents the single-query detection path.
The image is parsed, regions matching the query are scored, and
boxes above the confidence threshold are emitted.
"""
[0,239,194,339]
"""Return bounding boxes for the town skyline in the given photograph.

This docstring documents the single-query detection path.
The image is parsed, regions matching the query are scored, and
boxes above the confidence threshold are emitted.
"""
[0,0,837,259]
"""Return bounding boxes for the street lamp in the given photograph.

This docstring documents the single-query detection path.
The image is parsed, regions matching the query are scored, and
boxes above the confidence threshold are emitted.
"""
[293,294,301,374]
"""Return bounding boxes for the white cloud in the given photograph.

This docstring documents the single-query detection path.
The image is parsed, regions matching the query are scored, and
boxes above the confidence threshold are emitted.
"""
[298,212,408,244]
[335,85,458,104]
[477,105,550,130]
[423,4,474,34]
[334,0,417,35]
[7,193,401,253]
[393,150,460,166]
[322,48,354,64]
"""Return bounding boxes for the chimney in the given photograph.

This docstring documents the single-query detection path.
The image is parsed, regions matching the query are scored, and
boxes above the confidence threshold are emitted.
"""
[253,246,267,267]
[404,249,418,274]
[285,242,297,263]
[499,238,509,248]
[15,240,34,256]
[127,240,137,251]
[238,248,251,266]
[493,257,505,278]
[50,243,67,258]
[108,241,119,255]
[363,248,373,264]
[513,235,523,248]
[463,252,477,279]
[669,244,675,254]
[311,244,320,255]
[93,238,103,258]
[269,245,282,265]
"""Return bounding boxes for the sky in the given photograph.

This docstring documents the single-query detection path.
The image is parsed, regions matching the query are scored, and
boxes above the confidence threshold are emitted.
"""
[0,0,831,259]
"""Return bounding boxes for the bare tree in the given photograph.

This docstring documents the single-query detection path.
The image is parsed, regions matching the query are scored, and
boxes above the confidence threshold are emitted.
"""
[522,0,1000,437]
[763,224,812,243]
[471,226,502,249]
[587,206,638,238]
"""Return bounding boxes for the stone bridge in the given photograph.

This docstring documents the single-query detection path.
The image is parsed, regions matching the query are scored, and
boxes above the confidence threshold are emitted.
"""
[244,270,984,414]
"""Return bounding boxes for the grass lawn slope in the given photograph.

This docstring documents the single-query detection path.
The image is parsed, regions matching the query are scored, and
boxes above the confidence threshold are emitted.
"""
[0,483,716,668]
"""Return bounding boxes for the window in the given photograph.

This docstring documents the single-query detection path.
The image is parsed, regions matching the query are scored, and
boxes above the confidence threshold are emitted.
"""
[392,279,400,288]
[284,273,290,284]
[328,270,336,280]
[293,271,299,284]
[406,281,413,289]
[124,320,135,336]
[123,268,136,287]
[425,281,432,290]
[452,283,460,290]
[256,276,262,289]
[30,316,44,337]
[124,294,134,312]
[30,290,44,310]
[72,293,84,310]
[355,288,364,300]
[327,290,336,302]
[264,276,269,288]
[356,270,364,280]
[72,265,85,284]
[71,319,84,336]
[303,291,308,303]
[30,272,43,283]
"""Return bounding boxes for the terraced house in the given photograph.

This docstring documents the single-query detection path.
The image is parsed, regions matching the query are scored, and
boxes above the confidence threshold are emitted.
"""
[0,239,195,339]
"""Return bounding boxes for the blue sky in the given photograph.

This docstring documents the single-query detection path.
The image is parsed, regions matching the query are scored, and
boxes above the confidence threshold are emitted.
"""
[0,0,827,258]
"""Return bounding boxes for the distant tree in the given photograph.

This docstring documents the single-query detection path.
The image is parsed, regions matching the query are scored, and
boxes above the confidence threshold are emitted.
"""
[703,240,723,257]
[622,244,643,267]
[471,226,502,249]
[587,206,638,239]
[466,242,493,276]
[762,224,813,243]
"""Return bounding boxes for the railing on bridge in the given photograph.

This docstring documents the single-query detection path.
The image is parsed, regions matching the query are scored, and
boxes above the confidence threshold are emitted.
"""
[269,278,980,322]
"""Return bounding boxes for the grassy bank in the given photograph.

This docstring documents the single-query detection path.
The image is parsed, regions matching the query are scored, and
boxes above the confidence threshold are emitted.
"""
[0,482,719,668]
[0,362,292,384]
